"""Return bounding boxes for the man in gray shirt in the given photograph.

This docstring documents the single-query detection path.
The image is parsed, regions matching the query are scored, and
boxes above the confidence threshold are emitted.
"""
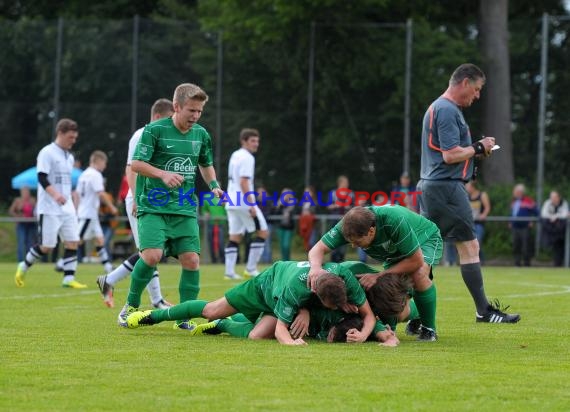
[417,63,520,324]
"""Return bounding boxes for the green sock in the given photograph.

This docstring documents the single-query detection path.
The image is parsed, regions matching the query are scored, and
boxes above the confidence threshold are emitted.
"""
[229,313,250,323]
[414,284,437,330]
[151,300,208,323]
[127,258,155,307]
[217,318,255,338]
[407,299,420,321]
[179,269,200,303]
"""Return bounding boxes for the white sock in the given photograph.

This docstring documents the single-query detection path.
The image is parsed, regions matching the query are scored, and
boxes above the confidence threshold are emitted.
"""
[224,243,238,275]
[106,253,139,285]
[246,241,265,273]
[147,272,163,305]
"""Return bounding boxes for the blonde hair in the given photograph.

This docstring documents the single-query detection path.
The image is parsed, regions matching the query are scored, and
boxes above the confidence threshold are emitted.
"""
[173,83,208,107]
[89,150,108,164]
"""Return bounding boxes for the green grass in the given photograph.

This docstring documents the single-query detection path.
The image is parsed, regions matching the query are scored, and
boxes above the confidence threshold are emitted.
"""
[1,263,569,411]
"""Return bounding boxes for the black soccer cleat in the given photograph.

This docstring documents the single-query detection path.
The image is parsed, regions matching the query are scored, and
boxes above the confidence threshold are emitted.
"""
[405,318,422,336]
[417,325,438,342]
[476,299,521,324]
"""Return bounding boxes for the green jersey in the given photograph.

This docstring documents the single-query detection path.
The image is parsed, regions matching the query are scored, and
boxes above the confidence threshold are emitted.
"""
[255,261,366,324]
[322,205,441,269]
[133,117,214,217]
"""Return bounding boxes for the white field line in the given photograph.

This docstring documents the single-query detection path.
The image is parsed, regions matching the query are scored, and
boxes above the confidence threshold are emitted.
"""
[0,283,235,301]
[440,282,570,301]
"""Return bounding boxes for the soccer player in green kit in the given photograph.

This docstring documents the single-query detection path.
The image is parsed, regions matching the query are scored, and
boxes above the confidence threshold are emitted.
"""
[126,260,377,345]
[308,205,442,341]
[117,83,224,329]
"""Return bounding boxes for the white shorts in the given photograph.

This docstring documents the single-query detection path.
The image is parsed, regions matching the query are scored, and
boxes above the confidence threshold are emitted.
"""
[125,196,140,248]
[226,206,268,235]
[39,213,80,248]
[78,218,104,241]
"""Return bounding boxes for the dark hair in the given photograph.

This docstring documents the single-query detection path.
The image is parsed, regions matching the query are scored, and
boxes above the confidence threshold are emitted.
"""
[330,314,364,343]
[450,63,486,86]
[56,118,78,134]
[315,274,347,308]
[366,272,411,317]
[341,206,376,239]
[240,128,260,142]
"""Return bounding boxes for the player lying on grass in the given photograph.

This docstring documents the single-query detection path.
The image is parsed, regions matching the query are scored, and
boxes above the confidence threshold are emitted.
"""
[190,287,420,347]
[309,205,442,342]
[126,260,376,345]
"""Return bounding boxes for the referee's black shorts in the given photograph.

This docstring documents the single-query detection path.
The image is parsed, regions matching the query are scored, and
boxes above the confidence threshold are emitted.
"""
[416,179,476,242]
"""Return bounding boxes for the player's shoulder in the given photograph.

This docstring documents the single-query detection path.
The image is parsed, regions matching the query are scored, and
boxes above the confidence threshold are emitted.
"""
[38,142,57,156]
[190,123,211,141]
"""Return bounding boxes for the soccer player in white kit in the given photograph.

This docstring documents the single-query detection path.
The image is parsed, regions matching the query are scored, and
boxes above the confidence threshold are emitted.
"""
[15,118,87,289]
[76,150,117,274]
[224,128,269,280]
[96,99,173,309]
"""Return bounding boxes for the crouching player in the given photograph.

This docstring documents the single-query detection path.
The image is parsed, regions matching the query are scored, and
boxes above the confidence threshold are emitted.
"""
[126,260,376,345]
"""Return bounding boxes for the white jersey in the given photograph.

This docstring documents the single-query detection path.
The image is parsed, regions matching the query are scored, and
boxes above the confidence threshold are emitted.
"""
[77,166,104,219]
[36,142,76,215]
[226,148,255,209]
[125,127,144,202]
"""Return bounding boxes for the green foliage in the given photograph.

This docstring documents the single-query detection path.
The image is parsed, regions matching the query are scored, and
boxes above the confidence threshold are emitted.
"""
[1,1,570,201]
[1,263,569,410]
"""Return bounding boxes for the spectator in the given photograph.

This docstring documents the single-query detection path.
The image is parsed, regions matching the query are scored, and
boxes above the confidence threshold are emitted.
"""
[274,188,296,261]
[201,199,227,264]
[391,171,418,212]
[465,180,491,263]
[256,185,274,263]
[299,185,317,253]
[9,186,37,262]
[510,183,538,267]
[328,175,353,262]
[541,190,568,267]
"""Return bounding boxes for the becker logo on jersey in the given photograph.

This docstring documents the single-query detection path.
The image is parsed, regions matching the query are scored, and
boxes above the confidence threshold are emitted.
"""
[165,157,196,176]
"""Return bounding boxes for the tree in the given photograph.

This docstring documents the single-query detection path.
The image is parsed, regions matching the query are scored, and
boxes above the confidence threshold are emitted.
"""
[479,0,514,184]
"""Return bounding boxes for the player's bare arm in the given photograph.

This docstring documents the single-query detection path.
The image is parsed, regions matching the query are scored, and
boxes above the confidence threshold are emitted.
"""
[239,176,256,216]
[98,192,118,215]
[131,159,184,188]
[358,248,423,290]
[125,164,137,216]
[275,319,307,345]
[345,300,376,343]
[198,165,224,198]
[307,240,332,290]
[376,325,400,347]
[289,308,310,339]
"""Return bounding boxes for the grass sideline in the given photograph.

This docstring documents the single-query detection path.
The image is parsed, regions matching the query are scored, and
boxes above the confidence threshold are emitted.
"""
[1,262,569,411]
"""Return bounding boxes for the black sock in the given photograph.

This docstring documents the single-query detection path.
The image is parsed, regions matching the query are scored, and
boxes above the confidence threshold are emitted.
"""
[460,263,490,314]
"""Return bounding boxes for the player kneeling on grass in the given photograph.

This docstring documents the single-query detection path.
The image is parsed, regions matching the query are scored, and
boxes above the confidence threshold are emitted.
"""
[309,206,442,342]
[126,260,376,345]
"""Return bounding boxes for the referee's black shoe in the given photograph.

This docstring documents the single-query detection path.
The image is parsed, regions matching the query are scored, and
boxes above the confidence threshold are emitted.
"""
[476,299,521,323]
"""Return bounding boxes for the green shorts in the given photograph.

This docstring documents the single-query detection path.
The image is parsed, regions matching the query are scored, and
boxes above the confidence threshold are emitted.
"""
[225,272,273,324]
[137,213,200,257]
[420,232,443,266]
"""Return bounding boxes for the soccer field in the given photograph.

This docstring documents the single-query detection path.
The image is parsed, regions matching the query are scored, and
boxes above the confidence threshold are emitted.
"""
[1,262,569,411]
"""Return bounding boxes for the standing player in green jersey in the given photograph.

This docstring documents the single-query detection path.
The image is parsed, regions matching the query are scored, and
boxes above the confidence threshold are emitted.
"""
[308,205,442,342]
[117,83,224,329]
[126,260,377,345]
